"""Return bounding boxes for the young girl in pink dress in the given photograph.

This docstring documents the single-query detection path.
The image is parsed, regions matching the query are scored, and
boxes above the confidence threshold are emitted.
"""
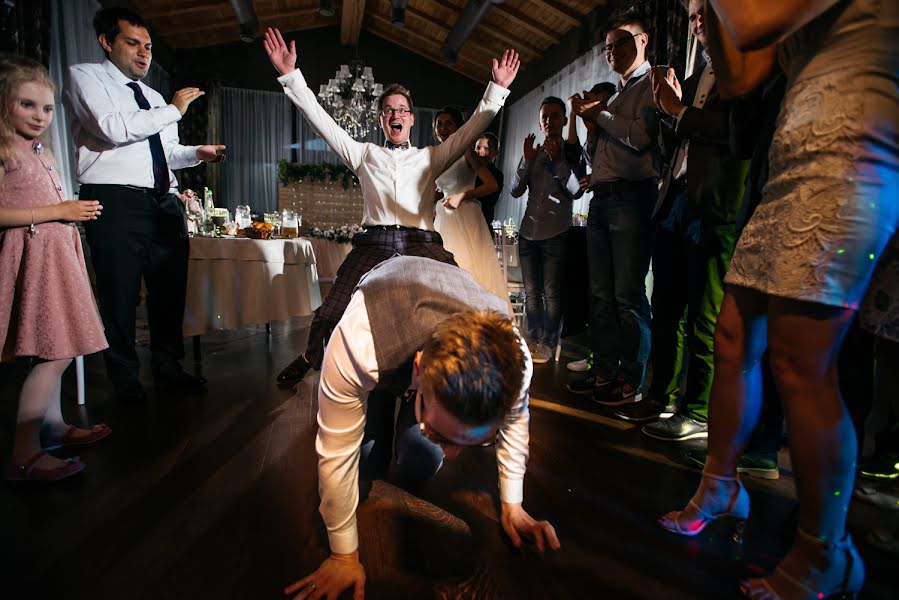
[0,55,110,482]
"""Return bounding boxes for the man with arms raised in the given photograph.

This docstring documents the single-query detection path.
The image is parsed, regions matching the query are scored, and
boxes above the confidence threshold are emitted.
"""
[264,28,519,388]
[283,256,559,599]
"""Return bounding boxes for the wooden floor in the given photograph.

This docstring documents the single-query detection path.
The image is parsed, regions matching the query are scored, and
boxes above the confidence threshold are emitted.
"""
[1,319,896,600]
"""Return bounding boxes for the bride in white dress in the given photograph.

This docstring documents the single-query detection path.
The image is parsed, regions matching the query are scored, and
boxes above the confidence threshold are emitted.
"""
[432,108,511,313]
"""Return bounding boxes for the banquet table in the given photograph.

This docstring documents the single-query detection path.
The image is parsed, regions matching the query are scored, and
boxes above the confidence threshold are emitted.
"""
[184,236,322,337]
[301,237,352,282]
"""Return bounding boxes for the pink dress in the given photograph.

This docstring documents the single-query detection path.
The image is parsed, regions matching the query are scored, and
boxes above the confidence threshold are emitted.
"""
[0,135,107,361]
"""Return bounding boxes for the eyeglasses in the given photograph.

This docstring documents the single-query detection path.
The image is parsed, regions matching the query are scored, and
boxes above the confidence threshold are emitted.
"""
[412,389,498,448]
[380,106,411,118]
[601,32,645,55]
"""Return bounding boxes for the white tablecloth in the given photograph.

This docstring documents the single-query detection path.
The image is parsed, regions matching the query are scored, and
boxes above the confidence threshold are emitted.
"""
[184,237,322,336]
[302,237,352,282]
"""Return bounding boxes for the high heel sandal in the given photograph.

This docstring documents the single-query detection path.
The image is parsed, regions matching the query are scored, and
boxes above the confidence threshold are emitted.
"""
[740,529,865,599]
[658,471,750,543]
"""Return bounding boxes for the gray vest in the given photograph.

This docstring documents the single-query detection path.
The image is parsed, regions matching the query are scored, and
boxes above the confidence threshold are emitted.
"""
[360,256,509,395]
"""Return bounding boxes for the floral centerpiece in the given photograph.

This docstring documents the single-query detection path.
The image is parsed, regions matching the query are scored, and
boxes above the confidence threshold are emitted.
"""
[308,224,365,243]
[179,188,203,233]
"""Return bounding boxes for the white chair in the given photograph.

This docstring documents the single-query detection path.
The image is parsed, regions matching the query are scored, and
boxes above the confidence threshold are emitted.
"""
[75,355,85,406]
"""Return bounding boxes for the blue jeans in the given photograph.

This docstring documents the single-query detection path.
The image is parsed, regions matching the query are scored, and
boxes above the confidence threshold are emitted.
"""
[359,390,444,483]
[518,232,567,348]
[586,184,654,388]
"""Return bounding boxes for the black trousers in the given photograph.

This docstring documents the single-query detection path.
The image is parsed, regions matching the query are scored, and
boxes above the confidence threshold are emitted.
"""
[81,184,188,387]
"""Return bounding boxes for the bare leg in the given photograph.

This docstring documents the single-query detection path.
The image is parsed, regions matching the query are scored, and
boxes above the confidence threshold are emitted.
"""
[11,359,73,470]
[661,285,768,527]
[755,298,860,594]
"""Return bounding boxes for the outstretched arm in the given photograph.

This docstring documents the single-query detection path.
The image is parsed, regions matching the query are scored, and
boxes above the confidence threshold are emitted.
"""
[432,50,518,174]
[495,337,561,554]
[265,28,365,172]
[0,201,102,227]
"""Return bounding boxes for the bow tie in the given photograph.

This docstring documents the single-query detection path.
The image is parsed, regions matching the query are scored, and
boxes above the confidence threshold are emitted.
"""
[385,141,411,151]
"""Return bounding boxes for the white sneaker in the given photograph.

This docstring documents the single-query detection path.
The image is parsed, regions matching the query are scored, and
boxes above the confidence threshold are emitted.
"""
[531,343,553,364]
[566,358,588,372]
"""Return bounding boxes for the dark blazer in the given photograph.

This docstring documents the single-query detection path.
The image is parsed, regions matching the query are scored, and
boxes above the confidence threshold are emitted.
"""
[653,62,750,225]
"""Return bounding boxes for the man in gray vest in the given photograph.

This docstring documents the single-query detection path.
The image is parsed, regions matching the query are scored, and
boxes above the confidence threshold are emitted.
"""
[286,256,559,599]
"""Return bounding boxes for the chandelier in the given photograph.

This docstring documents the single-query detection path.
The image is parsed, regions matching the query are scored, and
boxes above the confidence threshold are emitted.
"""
[317,61,384,140]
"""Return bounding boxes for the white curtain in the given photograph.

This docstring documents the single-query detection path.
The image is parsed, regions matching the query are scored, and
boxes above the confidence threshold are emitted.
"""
[48,0,171,198]
[495,45,616,225]
[220,87,293,213]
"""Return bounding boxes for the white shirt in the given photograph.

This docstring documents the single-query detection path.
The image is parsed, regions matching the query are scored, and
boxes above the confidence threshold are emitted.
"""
[64,60,201,191]
[277,69,510,230]
[671,61,716,181]
[317,289,532,554]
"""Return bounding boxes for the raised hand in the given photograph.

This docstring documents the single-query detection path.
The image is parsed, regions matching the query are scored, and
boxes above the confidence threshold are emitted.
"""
[283,553,365,600]
[263,27,297,76]
[523,133,539,162]
[501,502,561,554]
[491,49,520,89]
[651,67,684,117]
[59,200,102,222]
[196,145,226,163]
[542,137,562,164]
[171,87,205,115]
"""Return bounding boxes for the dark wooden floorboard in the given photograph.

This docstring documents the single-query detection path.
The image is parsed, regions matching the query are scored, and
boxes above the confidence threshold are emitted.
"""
[1,319,896,599]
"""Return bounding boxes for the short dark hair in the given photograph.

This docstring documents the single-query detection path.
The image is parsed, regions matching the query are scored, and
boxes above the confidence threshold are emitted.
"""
[539,96,566,117]
[93,7,148,43]
[434,106,464,130]
[589,82,617,97]
[377,83,414,112]
[606,7,650,34]
[419,310,525,426]
[477,132,499,153]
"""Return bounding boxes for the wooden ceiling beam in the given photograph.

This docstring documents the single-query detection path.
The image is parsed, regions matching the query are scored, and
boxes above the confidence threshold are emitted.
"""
[165,8,327,37]
[528,0,582,29]
[403,5,539,62]
[142,1,222,20]
[340,0,366,46]
[367,15,483,82]
[491,5,562,45]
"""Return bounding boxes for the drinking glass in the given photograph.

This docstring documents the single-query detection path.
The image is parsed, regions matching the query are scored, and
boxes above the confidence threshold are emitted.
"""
[281,209,299,239]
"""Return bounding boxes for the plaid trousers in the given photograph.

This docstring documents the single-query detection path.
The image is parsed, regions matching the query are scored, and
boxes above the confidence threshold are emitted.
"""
[305,226,456,368]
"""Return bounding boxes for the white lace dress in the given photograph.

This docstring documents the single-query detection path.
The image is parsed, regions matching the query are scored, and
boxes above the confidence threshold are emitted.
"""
[434,156,511,313]
[725,0,899,309]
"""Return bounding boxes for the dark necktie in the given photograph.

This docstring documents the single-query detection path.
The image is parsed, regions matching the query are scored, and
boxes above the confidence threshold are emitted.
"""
[127,82,170,195]
[385,140,410,151]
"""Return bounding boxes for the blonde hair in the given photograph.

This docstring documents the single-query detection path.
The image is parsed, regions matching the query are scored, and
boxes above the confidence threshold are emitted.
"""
[0,54,55,165]
[419,310,525,425]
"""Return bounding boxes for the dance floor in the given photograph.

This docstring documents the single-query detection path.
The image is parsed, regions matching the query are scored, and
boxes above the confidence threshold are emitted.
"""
[0,318,895,599]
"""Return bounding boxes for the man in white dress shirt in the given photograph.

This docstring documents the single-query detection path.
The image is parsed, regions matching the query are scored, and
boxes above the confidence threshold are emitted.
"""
[264,27,520,388]
[284,255,559,600]
[64,8,225,401]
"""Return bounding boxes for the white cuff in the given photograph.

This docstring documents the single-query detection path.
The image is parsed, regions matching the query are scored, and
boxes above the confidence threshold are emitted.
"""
[484,81,511,106]
[328,521,359,555]
[277,68,307,90]
[499,476,524,504]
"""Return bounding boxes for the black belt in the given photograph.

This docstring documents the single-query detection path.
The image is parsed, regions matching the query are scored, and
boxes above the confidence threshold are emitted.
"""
[363,224,423,231]
[590,178,657,195]
[81,183,171,197]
